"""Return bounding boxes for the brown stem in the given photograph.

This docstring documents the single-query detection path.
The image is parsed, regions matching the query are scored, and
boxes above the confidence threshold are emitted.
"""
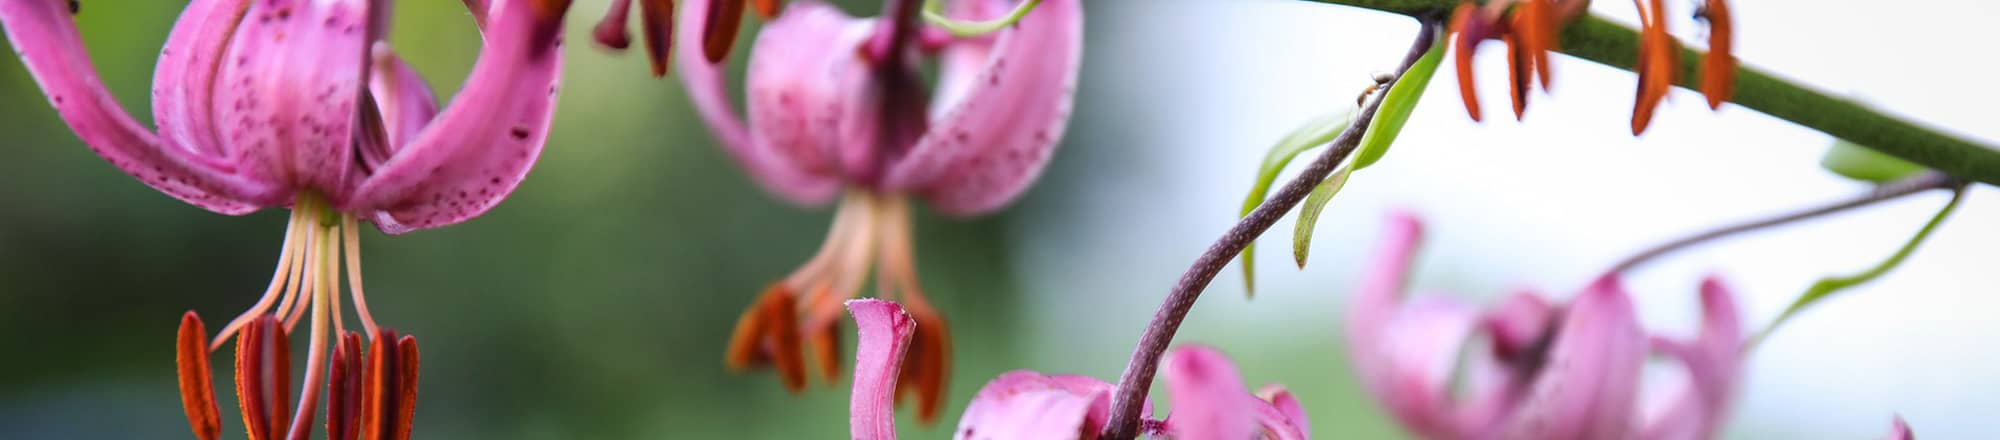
[1606,171,1958,274]
[1097,20,1442,439]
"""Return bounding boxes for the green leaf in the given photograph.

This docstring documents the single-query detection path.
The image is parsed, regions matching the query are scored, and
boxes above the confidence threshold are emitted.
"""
[922,0,1042,37]
[1753,186,1963,347]
[1350,27,1446,171]
[1292,166,1353,268]
[1821,138,1927,183]
[1237,109,1354,296]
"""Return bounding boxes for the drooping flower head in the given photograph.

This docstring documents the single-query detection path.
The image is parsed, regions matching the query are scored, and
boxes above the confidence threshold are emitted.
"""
[1447,0,1734,134]
[0,0,572,437]
[630,0,1084,423]
[845,299,1307,440]
[1345,212,1745,440]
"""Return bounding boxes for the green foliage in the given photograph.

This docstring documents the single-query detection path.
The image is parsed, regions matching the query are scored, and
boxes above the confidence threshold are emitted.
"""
[1292,166,1352,268]
[1237,110,1353,295]
[1350,30,1444,171]
[922,0,1043,37]
[1822,138,1927,183]
[1755,186,1964,346]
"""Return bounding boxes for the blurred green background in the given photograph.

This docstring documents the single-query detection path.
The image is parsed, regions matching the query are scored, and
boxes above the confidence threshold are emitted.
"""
[0,1,1402,438]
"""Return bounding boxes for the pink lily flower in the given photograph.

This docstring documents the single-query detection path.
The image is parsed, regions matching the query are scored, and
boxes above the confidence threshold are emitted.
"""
[1345,212,1745,440]
[1883,416,1913,440]
[0,0,571,438]
[846,299,1308,440]
[667,0,1083,423]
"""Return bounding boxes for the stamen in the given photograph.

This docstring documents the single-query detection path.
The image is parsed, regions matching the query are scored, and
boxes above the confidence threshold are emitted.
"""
[327,331,363,440]
[639,0,676,77]
[281,215,321,333]
[235,316,292,440]
[362,329,421,440]
[344,215,380,337]
[752,0,781,18]
[284,220,339,440]
[873,194,948,423]
[1504,31,1531,120]
[1699,0,1735,109]
[592,0,635,49]
[1450,1,1483,122]
[702,0,747,63]
[176,312,221,440]
[212,201,311,351]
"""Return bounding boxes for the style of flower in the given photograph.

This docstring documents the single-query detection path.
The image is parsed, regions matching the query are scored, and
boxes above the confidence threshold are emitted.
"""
[662,0,1083,423]
[1345,212,1744,440]
[0,0,572,438]
[1447,0,1734,134]
[845,299,1308,440]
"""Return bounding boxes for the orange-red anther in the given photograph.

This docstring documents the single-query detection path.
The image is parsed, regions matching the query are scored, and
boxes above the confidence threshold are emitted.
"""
[1700,0,1735,109]
[807,319,844,384]
[327,332,363,440]
[592,0,635,49]
[393,336,421,440]
[362,329,418,440]
[641,0,677,77]
[1630,0,1678,134]
[235,316,291,440]
[177,312,221,440]
[752,0,783,19]
[1504,32,1532,120]
[703,0,747,63]
[1516,0,1557,89]
[724,285,808,392]
[898,301,951,424]
[1450,2,1483,122]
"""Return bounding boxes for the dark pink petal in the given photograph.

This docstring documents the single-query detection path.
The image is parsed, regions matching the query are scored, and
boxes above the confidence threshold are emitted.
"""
[0,0,263,213]
[348,0,567,233]
[1639,276,1744,440]
[847,299,917,440]
[214,0,371,203]
[1254,385,1310,440]
[743,1,872,186]
[885,0,1084,216]
[358,45,440,170]
[676,0,841,206]
[152,0,249,162]
[955,371,1116,439]
[1502,277,1647,440]
[1160,345,1257,440]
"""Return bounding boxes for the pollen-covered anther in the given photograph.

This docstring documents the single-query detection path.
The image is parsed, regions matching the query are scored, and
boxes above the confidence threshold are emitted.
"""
[752,0,783,19]
[1449,1,1484,122]
[327,331,364,440]
[1698,0,1735,109]
[1630,0,1680,134]
[805,288,848,384]
[725,284,808,392]
[702,0,748,63]
[176,312,221,440]
[592,0,635,49]
[235,316,293,440]
[360,328,421,440]
[896,299,951,424]
[640,0,678,77]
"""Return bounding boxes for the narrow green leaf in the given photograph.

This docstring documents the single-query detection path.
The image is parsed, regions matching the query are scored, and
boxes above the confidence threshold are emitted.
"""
[1821,138,1927,183]
[922,0,1042,37]
[1753,186,1964,347]
[1292,166,1353,268]
[1350,27,1446,171]
[1236,109,1354,296]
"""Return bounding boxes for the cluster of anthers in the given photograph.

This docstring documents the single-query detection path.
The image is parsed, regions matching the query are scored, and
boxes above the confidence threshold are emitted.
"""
[175,196,419,440]
[1448,0,1734,134]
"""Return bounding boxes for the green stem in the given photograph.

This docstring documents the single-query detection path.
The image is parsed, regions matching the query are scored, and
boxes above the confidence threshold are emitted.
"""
[1301,0,2000,185]
[1750,183,1966,349]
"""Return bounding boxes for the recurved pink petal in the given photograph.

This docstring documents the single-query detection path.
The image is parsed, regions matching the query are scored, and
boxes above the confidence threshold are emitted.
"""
[152,0,249,162]
[886,0,1084,216]
[348,0,567,233]
[358,45,440,170]
[1160,345,1258,440]
[0,0,262,214]
[955,371,1115,440]
[1358,296,1484,439]
[1502,277,1647,440]
[676,0,842,206]
[1345,212,1426,355]
[743,2,873,185]
[214,0,373,205]
[848,299,917,440]
[1639,277,1744,440]
[1253,385,1310,440]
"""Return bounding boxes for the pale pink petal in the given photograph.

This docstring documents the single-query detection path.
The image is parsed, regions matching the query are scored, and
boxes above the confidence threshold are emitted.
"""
[1345,211,1426,351]
[848,299,918,440]
[1254,385,1311,440]
[1363,296,1486,439]
[358,45,441,168]
[887,0,1085,216]
[743,2,877,187]
[676,0,842,206]
[213,0,371,203]
[1502,277,1648,440]
[1161,345,1257,440]
[349,0,567,233]
[0,0,263,213]
[152,0,249,161]
[1639,277,1745,440]
[1883,416,1913,440]
[955,371,1115,440]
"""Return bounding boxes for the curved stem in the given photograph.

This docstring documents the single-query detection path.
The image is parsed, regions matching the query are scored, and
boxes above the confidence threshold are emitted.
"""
[1300,0,2000,185]
[1098,22,1440,440]
[1606,172,1958,274]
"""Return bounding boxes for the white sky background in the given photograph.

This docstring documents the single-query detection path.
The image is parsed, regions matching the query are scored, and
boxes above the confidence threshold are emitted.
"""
[1009,0,2000,437]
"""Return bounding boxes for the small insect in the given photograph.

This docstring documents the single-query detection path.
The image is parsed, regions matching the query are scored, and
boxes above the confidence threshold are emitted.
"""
[1355,72,1396,107]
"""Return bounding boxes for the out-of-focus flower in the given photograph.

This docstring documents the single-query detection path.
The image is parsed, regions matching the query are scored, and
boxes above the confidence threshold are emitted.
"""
[846,298,1306,440]
[1447,0,1734,134]
[1883,416,1914,440]
[1345,212,1744,440]
[673,0,1084,423]
[0,0,572,438]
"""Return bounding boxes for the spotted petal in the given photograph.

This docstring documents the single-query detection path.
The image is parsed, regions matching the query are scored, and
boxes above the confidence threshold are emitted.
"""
[1501,277,1647,440]
[955,371,1115,440]
[1160,345,1258,440]
[848,299,917,440]
[0,0,262,213]
[348,0,568,233]
[884,0,1084,216]
[213,0,372,204]
[676,0,842,206]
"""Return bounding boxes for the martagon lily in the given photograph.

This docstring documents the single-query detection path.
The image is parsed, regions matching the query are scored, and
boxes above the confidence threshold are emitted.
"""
[845,299,1310,440]
[0,0,571,438]
[1346,212,1746,440]
[607,0,1084,423]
